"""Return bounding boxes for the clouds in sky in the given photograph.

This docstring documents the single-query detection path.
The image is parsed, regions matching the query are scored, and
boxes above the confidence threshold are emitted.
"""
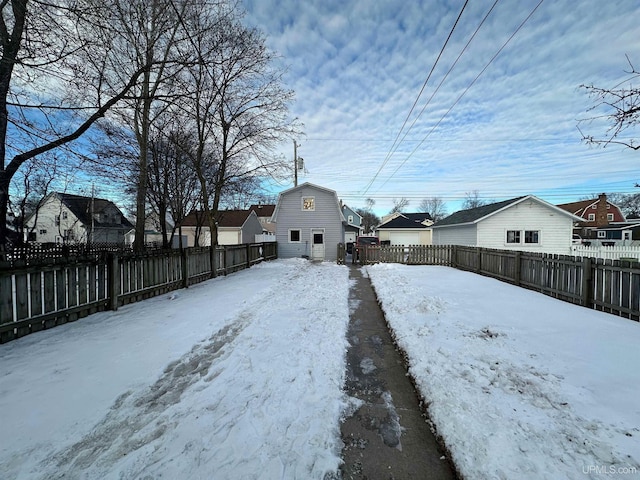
[242,0,640,215]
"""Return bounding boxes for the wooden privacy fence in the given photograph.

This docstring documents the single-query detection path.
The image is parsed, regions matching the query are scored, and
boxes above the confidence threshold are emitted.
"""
[0,242,277,344]
[355,244,640,322]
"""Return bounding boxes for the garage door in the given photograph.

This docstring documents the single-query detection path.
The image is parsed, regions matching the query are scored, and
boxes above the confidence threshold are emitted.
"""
[389,231,420,246]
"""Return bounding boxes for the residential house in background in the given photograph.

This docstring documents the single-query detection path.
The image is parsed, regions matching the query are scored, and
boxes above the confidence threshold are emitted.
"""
[432,195,582,254]
[557,193,627,242]
[179,209,263,246]
[375,212,433,245]
[24,192,133,244]
[271,182,346,261]
[341,203,363,246]
[124,213,185,248]
[249,204,276,242]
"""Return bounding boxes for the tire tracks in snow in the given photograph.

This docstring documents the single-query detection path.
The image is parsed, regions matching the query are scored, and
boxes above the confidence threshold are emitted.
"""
[37,317,250,479]
[33,264,309,479]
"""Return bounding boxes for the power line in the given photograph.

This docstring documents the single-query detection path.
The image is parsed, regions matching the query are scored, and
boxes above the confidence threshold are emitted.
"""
[361,0,470,196]
[380,0,501,177]
[376,0,545,192]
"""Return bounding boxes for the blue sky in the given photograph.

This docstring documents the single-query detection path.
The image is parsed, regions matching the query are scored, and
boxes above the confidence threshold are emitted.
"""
[242,0,640,216]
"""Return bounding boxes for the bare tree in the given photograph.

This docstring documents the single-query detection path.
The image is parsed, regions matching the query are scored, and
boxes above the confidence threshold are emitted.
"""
[578,56,640,151]
[79,0,195,251]
[176,4,297,254]
[389,197,410,214]
[0,0,159,250]
[9,156,59,245]
[419,196,447,222]
[146,128,200,248]
[355,208,380,234]
[462,190,488,210]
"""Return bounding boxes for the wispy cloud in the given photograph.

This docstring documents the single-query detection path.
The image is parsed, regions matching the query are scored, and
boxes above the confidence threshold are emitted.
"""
[243,0,640,214]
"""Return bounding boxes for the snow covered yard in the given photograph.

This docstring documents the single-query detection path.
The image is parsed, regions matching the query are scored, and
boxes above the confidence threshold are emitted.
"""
[367,264,640,480]
[0,259,351,480]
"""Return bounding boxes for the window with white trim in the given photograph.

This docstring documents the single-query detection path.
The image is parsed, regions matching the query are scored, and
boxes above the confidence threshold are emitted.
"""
[597,231,606,239]
[289,229,301,242]
[506,230,521,244]
[607,213,614,221]
[301,197,315,211]
[588,213,595,221]
[524,230,539,244]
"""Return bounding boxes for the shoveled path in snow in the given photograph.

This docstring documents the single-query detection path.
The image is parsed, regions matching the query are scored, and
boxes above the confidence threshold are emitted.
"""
[340,266,457,479]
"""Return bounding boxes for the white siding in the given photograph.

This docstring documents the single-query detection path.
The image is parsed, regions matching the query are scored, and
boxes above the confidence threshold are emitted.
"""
[478,199,573,254]
[218,229,241,245]
[25,198,86,244]
[432,224,477,246]
[275,184,345,261]
[377,229,432,245]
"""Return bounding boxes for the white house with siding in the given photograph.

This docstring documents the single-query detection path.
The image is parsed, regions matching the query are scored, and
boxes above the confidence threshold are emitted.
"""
[432,195,583,254]
[375,212,434,245]
[271,183,346,261]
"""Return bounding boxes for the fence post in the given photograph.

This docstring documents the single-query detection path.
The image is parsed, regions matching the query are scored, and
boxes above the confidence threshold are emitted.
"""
[246,243,251,269]
[581,257,593,308]
[107,253,119,311]
[450,245,457,268]
[210,246,217,278]
[514,251,521,286]
[182,248,189,288]
[476,247,482,274]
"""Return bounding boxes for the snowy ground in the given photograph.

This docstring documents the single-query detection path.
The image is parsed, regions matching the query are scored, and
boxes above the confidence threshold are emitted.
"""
[2,260,639,480]
[367,264,640,480]
[0,259,351,480]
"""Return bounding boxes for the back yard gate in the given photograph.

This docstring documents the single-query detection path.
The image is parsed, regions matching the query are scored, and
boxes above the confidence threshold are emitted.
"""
[353,244,640,323]
[0,243,277,344]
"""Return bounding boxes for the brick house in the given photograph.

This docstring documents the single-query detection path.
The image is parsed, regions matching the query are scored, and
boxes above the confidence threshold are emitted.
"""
[557,193,626,241]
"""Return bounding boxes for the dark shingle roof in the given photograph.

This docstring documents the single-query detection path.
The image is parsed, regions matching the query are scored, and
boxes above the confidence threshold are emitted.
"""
[181,210,253,228]
[59,193,133,229]
[434,197,526,227]
[379,215,432,229]
[249,204,275,217]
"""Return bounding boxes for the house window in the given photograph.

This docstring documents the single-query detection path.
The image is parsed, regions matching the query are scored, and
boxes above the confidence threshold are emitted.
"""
[591,205,597,209]
[289,229,301,242]
[524,230,540,244]
[39,229,47,235]
[597,231,606,239]
[55,215,60,225]
[63,229,75,240]
[348,215,354,224]
[607,213,614,221]
[62,211,68,219]
[506,230,521,244]
[301,197,315,211]
[587,213,595,221]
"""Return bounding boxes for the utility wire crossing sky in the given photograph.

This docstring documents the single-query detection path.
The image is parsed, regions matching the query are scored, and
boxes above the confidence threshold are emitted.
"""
[243,0,640,214]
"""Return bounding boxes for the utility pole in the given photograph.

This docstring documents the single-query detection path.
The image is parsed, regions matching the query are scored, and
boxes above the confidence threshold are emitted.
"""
[90,182,95,247]
[293,140,298,187]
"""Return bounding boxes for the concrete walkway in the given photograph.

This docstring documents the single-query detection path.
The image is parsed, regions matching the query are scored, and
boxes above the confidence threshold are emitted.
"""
[340,266,458,480]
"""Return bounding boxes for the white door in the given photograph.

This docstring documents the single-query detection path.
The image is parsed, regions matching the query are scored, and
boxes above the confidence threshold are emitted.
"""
[311,229,325,260]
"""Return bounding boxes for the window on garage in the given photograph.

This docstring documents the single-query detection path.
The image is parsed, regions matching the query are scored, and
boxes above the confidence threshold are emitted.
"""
[289,229,301,242]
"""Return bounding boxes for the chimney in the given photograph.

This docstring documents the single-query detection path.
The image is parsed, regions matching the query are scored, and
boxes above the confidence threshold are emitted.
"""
[596,193,609,227]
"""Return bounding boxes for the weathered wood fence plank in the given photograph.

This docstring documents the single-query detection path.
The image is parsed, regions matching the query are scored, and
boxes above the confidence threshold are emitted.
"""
[0,243,278,344]
[355,244,639,322]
